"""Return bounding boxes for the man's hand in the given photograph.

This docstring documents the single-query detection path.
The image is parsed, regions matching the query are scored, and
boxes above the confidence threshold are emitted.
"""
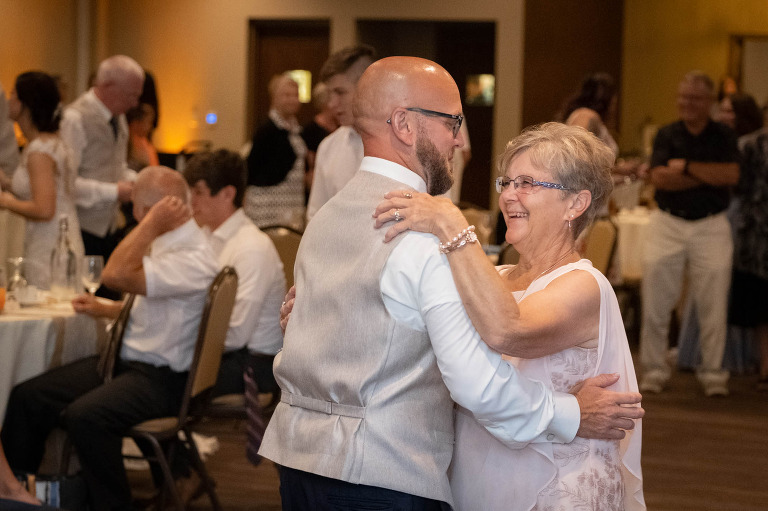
[117,180,134,203]
[280,286,296,334]
[572,373,644,440]
[72,293,122,319]
[142,196,191,237]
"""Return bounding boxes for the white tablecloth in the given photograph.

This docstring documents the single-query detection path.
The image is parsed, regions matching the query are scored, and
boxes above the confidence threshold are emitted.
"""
[614,207,651,281]
[0,301,106,420]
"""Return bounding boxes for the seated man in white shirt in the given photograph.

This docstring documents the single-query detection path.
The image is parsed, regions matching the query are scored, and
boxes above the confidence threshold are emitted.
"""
[1,166,220,511]
[183,149,285,397]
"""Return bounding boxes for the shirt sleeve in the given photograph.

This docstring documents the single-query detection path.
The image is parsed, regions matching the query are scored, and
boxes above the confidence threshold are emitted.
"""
[383,233,580,448]
[226,240,281,350]
[650,125,673,168]
[306,137,333,223]
[143,246,218,298]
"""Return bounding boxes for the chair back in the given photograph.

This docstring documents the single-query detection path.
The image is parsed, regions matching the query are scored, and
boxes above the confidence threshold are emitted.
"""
[97,294,136,382]
[179,266,238,423]
[583,218,618,275]
[261,225,302,289]
[459,206,494,246]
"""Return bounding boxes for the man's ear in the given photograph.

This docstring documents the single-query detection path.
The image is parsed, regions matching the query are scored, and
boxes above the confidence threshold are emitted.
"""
[389,108,416,146]
[219,185,237,203]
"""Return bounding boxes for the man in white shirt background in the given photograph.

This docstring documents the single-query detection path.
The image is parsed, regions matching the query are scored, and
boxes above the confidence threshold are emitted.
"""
[2,166,219,511]
[61,55,144,267]
[305,45,375,223]
[183,149,285,397]
[261,56,644,509]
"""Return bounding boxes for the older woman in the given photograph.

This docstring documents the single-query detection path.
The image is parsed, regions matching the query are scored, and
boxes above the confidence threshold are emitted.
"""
[0,71,84,289]
[374,122,644,510]
[244,73,307,231]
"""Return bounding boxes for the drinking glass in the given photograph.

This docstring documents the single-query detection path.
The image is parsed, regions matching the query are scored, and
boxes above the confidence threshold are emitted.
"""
[81,255,104,295]
[6,257,27,301]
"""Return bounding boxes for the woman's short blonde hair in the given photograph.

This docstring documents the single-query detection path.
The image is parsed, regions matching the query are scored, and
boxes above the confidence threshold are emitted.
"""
[498,122,615,238]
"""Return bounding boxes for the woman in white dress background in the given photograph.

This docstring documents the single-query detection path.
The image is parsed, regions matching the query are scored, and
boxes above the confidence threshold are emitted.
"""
[0,71,84,288]
[375,122,644,510]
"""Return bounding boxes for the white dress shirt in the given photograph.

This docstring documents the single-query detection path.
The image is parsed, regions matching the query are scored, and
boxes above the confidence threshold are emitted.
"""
[120,218,220,372]
[305,125,364,223]
[60,89,136,210]
[362,157,580,447]
[205,208,285,355]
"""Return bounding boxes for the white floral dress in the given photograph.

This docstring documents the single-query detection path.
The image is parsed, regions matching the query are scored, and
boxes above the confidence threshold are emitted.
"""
[449,259,644,511]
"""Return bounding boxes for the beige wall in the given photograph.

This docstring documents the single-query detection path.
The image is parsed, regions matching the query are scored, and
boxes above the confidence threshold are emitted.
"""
[102,0,524,162]
[621,0,768,153]
[0,0,79,103]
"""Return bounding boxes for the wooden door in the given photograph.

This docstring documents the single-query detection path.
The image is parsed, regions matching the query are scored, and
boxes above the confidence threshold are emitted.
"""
[247,20,330,138]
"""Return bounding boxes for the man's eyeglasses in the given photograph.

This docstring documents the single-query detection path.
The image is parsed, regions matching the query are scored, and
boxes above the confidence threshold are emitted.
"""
[495,175,573,194]
[406,107,463,138]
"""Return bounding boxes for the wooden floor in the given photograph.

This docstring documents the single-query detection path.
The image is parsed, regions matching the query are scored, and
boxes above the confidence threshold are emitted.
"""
[131,367,768,511]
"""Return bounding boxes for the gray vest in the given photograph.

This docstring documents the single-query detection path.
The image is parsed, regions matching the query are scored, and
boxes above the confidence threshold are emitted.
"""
[260,170,455,505]
[67,93,128,237]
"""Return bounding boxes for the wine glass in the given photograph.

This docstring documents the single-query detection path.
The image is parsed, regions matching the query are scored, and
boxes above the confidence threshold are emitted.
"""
[81,255,104,295]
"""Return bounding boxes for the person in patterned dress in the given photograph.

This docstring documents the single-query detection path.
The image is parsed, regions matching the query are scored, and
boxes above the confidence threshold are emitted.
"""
[374,122,644,510]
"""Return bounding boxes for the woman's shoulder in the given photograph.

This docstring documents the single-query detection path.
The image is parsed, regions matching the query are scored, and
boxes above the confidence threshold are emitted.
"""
[26,135,66,157]
[566,107,600,124]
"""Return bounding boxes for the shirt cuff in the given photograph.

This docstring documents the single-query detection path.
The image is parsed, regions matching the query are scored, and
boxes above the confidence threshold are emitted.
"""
[547,392,580,443]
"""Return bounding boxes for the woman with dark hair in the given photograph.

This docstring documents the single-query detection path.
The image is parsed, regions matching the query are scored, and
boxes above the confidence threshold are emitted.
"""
[0,71,84,288]
[561,73,619,155]
[562,73,647,180]
[717,92,763,137]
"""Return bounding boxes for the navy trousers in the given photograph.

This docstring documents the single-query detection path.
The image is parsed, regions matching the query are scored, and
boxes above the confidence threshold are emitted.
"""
[279,466,451,511]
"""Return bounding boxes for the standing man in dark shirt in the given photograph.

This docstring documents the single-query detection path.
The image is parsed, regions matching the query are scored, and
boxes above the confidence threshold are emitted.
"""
[640,71,739,397]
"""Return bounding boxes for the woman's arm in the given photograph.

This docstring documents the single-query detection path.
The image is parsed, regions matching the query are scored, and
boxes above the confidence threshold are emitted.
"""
[0,152,57,220]
[373,191,599,358]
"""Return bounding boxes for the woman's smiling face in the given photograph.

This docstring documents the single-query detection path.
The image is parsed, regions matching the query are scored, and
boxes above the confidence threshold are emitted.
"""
[499,151,571,252]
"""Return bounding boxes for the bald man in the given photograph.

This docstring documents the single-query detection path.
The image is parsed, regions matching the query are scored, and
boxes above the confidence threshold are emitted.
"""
[260,57,642,509]
[1,166,219,511]
[62,55,145,266]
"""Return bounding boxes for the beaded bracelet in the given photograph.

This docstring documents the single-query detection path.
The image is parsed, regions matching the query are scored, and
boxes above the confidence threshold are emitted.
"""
[439,225,478,254]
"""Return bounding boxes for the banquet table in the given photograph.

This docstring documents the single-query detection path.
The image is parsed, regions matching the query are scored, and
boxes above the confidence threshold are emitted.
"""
[0,300,106,421]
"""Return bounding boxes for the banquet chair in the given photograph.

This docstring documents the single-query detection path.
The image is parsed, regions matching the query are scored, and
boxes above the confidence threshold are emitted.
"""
[261,225,302,289]
[459,206,494,246]
[125,266,238,511]
[582,217,618,275]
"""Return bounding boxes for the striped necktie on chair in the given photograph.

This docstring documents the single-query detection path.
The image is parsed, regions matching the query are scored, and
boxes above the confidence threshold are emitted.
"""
[244,363,266,466]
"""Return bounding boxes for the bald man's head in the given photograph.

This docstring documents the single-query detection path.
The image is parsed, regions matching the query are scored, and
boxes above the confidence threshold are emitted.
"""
[353,57,463,195]
[132,166,189,221]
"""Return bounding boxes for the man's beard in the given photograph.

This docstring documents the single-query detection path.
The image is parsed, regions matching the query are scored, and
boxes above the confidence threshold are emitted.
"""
[416,128,453,196]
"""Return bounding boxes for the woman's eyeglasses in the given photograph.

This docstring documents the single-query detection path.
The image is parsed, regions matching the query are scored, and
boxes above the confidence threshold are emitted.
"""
[495,175,573,194]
